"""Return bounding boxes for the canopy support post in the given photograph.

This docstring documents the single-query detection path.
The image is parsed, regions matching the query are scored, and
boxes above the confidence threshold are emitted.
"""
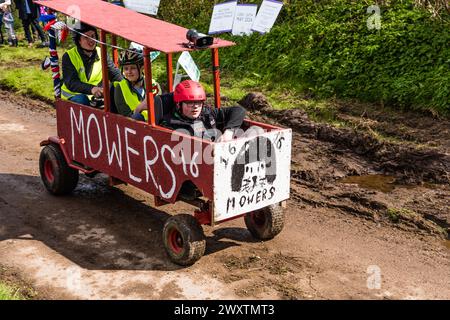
[144,47,156,126]
[100,30,110,112]
[111,34,118,67]
[211,48,221,109]
[166,53,173,92]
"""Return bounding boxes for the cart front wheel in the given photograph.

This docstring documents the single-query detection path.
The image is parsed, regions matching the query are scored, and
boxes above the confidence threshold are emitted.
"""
[245,204,285,240]
[39,144,79,195]
[162,214,206,266]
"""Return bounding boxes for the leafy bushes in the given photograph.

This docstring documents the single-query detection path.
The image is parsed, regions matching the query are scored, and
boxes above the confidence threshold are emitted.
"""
[159,0,449,114]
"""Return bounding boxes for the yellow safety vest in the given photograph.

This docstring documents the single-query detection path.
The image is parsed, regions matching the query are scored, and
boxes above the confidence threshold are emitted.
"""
[114,79,148,121]
[114,78,160,121]
[61,47,103,100]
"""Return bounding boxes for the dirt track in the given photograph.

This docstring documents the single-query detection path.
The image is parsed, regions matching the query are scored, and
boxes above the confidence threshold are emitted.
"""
[0,90,449,299]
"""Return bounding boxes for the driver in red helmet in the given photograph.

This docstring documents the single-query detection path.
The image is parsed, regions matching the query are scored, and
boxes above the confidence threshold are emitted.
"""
[134,80,246,142]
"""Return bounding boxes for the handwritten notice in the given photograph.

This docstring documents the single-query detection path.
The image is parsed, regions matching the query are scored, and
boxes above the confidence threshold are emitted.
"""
[251,0,283,34]
[208,1,237,35]
[123,0,160,15]
[232,4,257,36]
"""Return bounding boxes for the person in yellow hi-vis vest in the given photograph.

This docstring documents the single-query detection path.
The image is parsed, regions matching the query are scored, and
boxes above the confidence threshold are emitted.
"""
[61,23,122,106]
[114,48,161,121]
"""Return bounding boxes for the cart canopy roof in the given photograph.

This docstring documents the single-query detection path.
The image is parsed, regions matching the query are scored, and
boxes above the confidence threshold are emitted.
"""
[34,0,235,53]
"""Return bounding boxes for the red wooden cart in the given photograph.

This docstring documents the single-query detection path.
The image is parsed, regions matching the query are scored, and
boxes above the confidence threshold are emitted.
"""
[36,0,292,265]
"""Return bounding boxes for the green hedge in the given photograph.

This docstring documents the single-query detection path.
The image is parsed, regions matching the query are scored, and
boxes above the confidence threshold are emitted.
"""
[158,0,449,115]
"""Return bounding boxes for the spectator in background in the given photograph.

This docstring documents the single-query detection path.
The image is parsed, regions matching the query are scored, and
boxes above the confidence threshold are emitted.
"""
[14,0,48,47]
[0,1,4,45]
[0,0,17,46]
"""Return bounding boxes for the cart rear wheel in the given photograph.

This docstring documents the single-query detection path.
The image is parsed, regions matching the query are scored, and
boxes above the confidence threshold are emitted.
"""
[39,144,79,195]
[245,203,285,240]
[162,214,206,266]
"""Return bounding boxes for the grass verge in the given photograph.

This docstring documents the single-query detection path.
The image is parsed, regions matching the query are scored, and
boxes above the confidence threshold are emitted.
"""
[0,282,26,300]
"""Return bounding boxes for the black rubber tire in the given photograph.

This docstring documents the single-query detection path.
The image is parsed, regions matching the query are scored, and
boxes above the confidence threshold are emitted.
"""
[244,204,285,240]
[162,214,206,266]
[39,144,79,195]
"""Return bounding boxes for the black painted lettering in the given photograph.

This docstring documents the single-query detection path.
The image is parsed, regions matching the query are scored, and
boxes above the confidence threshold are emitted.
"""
[246,193,255,205]
[256,190,262,203]
[239,195,247,207]
[269,186,276,199]
[227,197,235,212]
[262,188,268,201]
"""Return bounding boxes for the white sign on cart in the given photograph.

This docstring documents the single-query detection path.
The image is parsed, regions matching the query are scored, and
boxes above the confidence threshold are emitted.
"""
[213,129,292,222]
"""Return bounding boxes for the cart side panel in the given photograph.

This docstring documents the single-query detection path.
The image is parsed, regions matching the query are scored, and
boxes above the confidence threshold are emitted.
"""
[56,101,214,202]
[213,128,292,223]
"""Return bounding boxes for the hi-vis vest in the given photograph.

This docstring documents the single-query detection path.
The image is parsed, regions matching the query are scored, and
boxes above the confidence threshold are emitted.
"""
[61,47,103,100]
[114,79,148,121]
[114,78,160,121]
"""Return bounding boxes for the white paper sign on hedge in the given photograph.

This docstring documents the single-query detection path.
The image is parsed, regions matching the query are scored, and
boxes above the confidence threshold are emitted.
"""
[208,0,238,34]
[123,0,160,15]
[251,0,283,34]
[232,4,258,36]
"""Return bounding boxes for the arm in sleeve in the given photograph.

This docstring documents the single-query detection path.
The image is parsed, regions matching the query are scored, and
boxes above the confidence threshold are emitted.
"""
[107,55,123,83]
[213,105,246,130]
[160,92,176,110]
[114,84,133,117]
[62,52,95,95]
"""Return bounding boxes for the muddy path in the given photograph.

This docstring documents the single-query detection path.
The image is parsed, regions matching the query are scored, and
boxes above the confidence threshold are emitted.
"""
[0,90,449,299]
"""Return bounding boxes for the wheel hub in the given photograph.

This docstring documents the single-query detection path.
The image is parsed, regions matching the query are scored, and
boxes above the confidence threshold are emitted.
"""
[168,228,183,254]
[44,159,55,183]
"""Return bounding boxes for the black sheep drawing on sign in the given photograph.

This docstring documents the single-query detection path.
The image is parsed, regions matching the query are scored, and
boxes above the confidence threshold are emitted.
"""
[231,136,277,193]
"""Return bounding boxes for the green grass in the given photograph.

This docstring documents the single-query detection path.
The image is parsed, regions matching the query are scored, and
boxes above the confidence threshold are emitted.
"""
[0,282,25,300]
[0,45,55,101]
[0,66,54,101]
[159,0,450,116]
[0,46,49,64]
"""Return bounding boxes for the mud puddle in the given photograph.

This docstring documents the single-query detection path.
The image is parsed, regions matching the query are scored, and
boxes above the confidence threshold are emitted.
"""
[338,174,443,194]
[339,174,397,193]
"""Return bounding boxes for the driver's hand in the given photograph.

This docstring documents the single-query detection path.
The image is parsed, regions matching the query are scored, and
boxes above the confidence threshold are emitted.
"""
[91,86,103,98]
[134,98,147,114]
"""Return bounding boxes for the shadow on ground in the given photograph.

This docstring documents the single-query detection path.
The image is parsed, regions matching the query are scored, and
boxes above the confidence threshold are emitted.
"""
[0,173,253,271]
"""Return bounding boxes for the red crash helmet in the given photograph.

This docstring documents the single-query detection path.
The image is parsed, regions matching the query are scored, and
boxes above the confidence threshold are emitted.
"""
[173,80,206,103]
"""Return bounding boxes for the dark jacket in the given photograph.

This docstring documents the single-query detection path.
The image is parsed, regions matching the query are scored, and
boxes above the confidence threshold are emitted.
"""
[14,0,38,20]
[62,46,123,95]
[160,94,246,140]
